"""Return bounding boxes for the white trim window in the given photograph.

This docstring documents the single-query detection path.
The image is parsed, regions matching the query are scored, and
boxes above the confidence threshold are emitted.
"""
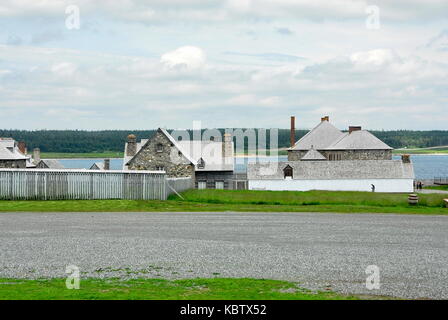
[198,181,207,190]
[215,181,224,190]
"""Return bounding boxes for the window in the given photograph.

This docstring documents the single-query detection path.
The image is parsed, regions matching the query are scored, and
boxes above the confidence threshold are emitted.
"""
[198,181,207,189]
[156,143,163,152]
[197,158,205,169]
[178,151,182,157]
[215,181,224,190]
[283,165,293,179]
[155,166,165,171]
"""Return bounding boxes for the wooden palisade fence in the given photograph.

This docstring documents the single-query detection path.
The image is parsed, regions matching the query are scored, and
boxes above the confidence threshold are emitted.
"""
[0,169,192,201]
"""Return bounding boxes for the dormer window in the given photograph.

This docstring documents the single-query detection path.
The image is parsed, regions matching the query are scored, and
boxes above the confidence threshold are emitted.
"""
[283,165,293,179]
[156,143,163,152]
[197,158,205,169]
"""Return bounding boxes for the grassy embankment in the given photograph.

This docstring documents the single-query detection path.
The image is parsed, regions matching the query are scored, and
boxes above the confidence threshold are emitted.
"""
[0,277,363,300]
[0,190,446,214]
[394,146,448,155]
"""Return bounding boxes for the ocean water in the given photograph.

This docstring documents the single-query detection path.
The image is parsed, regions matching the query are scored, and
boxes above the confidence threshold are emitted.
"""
[58,155,448,180]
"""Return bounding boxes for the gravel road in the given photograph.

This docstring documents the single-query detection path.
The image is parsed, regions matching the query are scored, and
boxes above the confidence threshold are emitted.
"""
[0,212,447,299]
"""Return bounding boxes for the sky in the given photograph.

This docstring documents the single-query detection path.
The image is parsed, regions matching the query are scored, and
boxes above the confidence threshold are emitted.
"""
[0,0,447,131]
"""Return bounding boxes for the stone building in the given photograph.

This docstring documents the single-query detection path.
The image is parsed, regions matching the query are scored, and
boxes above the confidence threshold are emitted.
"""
[248,116,414,193]
[288,116,393,161]
[0,138,35,168]
[123,128,238,189]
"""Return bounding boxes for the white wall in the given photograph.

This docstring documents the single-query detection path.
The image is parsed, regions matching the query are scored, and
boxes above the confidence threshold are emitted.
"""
[249,179,414,193]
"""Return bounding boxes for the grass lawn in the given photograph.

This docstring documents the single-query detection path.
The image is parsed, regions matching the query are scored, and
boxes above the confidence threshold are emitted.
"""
[393,147,448,154]
[0,277,362,300]
[41,152,123,159]
[424,185,448,191]
[0,190,447,214]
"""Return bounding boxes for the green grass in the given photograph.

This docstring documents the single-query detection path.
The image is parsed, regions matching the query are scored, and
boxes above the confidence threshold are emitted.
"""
[0,190,447,214]
[394,147,448,154]
[41,152,123,159]
[0,277,362,300]
[424,185,448,191]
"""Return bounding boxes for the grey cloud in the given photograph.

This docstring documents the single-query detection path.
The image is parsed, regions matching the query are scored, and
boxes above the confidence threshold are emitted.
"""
[275,27,293,35]
[31,30,64,45]
[6,34,22,45]
[224,51,306,63]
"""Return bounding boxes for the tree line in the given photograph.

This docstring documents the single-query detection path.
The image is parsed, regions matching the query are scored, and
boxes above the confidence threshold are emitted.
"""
[1,129,447,153]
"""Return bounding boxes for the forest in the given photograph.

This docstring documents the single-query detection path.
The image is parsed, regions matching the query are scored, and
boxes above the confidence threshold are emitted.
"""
[1,129,448,153]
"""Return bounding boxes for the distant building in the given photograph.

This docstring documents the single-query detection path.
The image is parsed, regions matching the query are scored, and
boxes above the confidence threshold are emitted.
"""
[36,159,65,169]
[248,116,414,193]
[90,159,110,170]
[123,128,239,189]
[288,116,393,161]
[0,138,35,168]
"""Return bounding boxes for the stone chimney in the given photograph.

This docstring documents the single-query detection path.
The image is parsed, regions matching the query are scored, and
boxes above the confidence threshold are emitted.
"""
[222,133,233,162]
[321,116,330,122]
[401,154,411,163]
[18,141,27,154]
[33,148,41,164]
[349,126,362,134]
[126,134,137,157]
[290,116,296,148]
[104,159,110,170]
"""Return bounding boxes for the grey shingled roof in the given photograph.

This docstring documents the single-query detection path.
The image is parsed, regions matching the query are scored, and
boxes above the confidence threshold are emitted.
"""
[325,130,393,150]
[0,139,28,160]
[289,120,345,151]
[301,147,326,161]
[38,159,65,169]
[248,160,414,180]
[90,162,104,170]
[177,140,234,171]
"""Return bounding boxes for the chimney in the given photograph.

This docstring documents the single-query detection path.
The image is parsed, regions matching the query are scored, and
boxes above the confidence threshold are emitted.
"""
[104,159,110,170]
[222,133,233,163]
[126,134,137,157]
[402,154,411,164]
[18,141,27,154]
[321,116,330,122]
[349,126,362,134]
[290,116,296,148]
[33,148,41,164]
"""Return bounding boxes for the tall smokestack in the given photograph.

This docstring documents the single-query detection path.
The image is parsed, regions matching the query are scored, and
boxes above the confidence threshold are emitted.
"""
[126,134,137,157]
[18,141,26,154]
[33,148,41,164]
[104,159,110,170]
[290,116,296,148]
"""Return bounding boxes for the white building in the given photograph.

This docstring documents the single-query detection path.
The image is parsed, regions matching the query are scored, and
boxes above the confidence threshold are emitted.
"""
[248,159,415,193]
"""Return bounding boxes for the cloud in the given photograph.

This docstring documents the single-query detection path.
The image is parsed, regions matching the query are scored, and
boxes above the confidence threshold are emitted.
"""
[161,46,206,69]
[224,52,305,63]
[31,30,64,45]
[1,0,447,23]
[275,27,293,35]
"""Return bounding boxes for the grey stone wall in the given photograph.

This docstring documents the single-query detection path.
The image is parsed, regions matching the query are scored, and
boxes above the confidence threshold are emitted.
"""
[288,149,392,161]
[0,160,26,168]
[127,130,195,178]
[287,151,307,161]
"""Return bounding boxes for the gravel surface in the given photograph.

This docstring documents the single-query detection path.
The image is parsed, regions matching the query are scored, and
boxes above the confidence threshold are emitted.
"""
[0,212,447,299]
